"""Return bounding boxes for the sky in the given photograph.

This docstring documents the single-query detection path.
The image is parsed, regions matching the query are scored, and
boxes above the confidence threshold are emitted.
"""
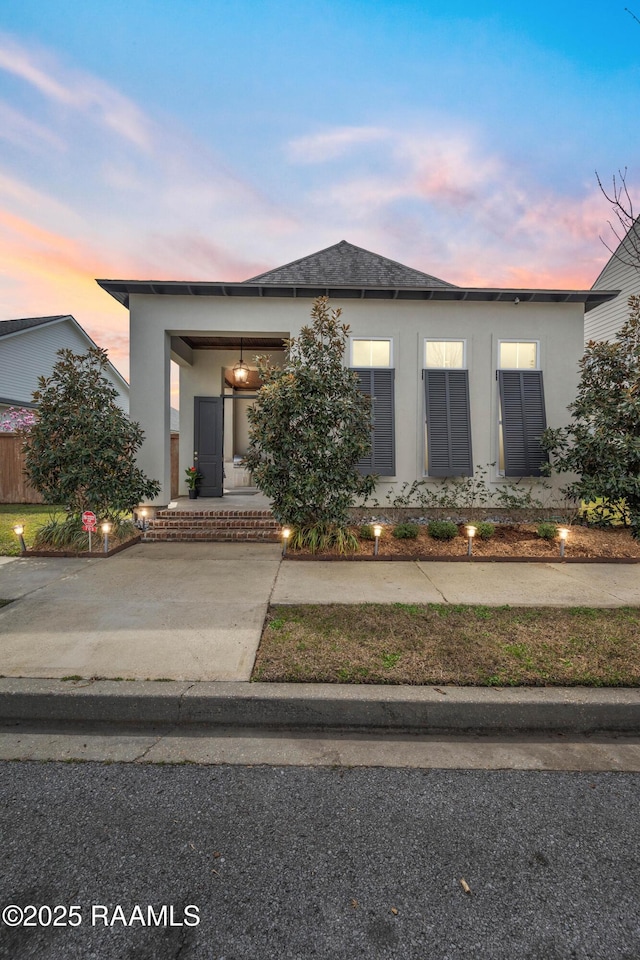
[0,0,639,383]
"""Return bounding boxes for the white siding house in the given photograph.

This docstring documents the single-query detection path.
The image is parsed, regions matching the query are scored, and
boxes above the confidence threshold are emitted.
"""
[0,315,130,419]
[98,241,618,506]
[587,222,640,343]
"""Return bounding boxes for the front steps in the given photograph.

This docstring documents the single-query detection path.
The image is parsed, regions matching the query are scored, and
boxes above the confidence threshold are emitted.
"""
[143,509,280,543]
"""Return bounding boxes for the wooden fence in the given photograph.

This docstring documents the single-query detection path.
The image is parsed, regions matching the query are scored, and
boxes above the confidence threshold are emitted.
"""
[0,433,43,503]
[1,432,181,503]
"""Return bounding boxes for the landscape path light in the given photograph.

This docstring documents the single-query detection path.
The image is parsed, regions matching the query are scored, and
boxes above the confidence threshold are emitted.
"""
[102,521,111,554]
[13,524,26,553]
[466,524,477,557]
[373,523,382,557]
[282,527,291,557]
[139,508,148,532]
[558,527,569,558]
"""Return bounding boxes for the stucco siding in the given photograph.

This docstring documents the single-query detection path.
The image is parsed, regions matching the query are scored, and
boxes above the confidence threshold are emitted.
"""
[130,293,584,505]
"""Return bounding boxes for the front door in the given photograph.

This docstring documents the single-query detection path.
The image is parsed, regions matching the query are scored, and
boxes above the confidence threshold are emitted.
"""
[194,397,224,497]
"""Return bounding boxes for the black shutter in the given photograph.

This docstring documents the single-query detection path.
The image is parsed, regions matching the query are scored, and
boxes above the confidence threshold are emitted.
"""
[498,370,548,477]
[352,368,395,476]
[424,370,473,477]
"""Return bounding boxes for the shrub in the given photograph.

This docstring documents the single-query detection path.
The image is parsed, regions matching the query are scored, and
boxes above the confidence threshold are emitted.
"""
[475,521,496,540]
[359,524,375,540]
[537,521,558,540]
[24,346,160,518]
[245,297,375,532]
[428,520,458,541]
[393,522,420,540]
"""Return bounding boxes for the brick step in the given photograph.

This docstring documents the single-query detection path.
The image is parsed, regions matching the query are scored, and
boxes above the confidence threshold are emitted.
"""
[147,519,280,530]
[154,509,275,519]
[143,527,280,542]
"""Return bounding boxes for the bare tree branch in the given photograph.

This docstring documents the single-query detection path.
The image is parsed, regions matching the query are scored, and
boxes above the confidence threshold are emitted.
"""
[596,168,640,271]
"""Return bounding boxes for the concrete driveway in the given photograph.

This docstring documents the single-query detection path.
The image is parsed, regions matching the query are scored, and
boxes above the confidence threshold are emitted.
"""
[0,544,282,682]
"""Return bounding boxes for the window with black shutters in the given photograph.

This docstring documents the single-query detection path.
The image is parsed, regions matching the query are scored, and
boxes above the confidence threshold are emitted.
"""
[352,368,395,476]
[423,369,473,477]
[498,370,548,477]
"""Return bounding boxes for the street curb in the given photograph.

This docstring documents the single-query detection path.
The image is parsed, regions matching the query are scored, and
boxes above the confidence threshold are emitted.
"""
[1,679,639,734]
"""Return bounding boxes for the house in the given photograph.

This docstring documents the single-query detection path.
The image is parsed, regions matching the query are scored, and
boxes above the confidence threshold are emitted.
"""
[587,221,640,343]
[0,314,130,420]
[97,241,618,506]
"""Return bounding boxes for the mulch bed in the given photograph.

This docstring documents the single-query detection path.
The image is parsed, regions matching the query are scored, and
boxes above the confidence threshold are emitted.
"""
[286,524,640,561]
[23,535,142,558]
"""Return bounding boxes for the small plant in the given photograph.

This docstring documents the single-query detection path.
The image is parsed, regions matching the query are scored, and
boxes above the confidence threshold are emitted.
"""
[34,514,135,550]
[537,521,558,540]
[359,524,375,540]
[381,652,401,669]
[428,520,458,541]
[393,522,420,540]
[289,523,360,554]
[475,521,496,540]
[185,466,203,490]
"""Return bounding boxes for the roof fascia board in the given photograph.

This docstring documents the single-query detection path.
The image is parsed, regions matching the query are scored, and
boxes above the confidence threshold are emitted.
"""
[97,279,620,310]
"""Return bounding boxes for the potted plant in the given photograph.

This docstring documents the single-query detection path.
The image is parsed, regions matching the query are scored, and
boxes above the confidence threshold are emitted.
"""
[185,465,203,499]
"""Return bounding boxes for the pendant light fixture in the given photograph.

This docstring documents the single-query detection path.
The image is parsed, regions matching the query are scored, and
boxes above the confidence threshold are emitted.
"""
[232,337,249,385]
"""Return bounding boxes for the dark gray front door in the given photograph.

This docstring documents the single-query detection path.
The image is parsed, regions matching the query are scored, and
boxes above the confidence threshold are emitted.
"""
[194,397,224,497]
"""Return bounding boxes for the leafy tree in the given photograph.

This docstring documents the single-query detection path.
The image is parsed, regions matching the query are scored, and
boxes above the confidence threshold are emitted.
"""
[244,297,375,547]
[541,295,640,537]
[24,346,160,519]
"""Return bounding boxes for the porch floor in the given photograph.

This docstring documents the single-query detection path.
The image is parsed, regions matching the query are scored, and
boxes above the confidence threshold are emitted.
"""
[166,490,273,512]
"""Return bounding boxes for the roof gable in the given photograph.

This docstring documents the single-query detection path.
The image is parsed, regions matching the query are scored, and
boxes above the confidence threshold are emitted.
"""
[0,315,71,338]
[0,314,129,393]
[244,240,456,288]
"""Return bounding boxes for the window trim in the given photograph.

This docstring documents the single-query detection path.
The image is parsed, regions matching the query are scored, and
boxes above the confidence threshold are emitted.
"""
[497,339,540,370]
[349,336,394,368]
[423,338,467,370]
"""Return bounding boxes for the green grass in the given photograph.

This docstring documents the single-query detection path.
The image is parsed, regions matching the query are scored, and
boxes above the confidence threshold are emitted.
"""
[0,504,65,556]
[253,603,640,687]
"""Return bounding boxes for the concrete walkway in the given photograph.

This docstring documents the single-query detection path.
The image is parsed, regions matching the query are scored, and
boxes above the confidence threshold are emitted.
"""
[273,559,640,606]
[0,545,639,684]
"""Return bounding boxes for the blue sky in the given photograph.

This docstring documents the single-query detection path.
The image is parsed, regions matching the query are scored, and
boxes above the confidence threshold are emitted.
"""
[0,0,638,377]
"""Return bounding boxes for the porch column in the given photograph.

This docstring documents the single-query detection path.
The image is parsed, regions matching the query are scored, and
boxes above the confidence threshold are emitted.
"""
[130,320,171,505]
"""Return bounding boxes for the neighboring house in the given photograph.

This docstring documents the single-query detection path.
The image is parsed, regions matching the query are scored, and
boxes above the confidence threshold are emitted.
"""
[587,221,640,343]
[97,240,617,505]
[0,314,130,420]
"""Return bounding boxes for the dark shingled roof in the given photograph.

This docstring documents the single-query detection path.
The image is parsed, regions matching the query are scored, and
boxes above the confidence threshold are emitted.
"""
[0,315,71,338]
[245,240,456,288]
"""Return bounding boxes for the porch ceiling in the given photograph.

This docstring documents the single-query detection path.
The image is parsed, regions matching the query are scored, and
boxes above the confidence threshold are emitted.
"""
[180,336,285,350]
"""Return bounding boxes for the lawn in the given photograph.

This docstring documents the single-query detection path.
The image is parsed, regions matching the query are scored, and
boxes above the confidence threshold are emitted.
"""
[252,603,640,687]
[0,504,64,556]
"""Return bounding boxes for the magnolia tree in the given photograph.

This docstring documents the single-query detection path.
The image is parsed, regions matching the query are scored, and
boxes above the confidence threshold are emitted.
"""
[24,346,160,519]
[542,295,640,537]
[244,297,375,548]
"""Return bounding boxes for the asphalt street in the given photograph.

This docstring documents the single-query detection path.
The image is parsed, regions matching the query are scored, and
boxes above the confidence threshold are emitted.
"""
[1,762,639,959]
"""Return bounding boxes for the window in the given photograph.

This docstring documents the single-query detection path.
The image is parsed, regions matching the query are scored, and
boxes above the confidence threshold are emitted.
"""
[497,341,547,476]
[425,340,465,369]
[351,338,392,367]
[351,338,395,476]
[498,341,537,370]
[423,339,472,477]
